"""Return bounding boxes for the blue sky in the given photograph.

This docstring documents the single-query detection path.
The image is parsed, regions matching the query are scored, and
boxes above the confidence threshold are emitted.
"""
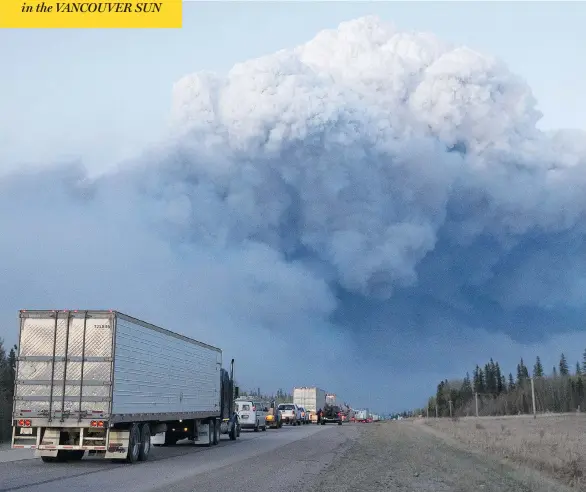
[1,2,584,174]
[1,2,586,413]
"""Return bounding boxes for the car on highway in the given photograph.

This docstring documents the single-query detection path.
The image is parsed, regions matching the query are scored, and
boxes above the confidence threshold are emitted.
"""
[265,400,283,429]
[298,406,310,424]
[320,404,343,425]
[278,403,300,425]
[236,398,268,432]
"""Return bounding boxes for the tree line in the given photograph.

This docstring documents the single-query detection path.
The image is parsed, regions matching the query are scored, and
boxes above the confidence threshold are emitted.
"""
[418,351,586,417]
[239,387,294,404]
[0,340,17,442]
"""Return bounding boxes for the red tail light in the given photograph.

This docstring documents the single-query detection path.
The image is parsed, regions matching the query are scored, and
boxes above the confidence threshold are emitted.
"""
[252,406,256,411]
[18,419,31,427]
[90,420,105,428]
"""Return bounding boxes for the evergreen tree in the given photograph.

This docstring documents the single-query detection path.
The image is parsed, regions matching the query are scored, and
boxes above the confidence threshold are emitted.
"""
[495,362,503,393]
[500,374,507,393]
[559,353,569,376]
[533,356,544,378]
[517,358,529,385]
[473,365,485,393]
[583,348,586,374]
[508,372,515,391]
[576,361,582,377]
[461,372,473,398]
[484,362,493,393]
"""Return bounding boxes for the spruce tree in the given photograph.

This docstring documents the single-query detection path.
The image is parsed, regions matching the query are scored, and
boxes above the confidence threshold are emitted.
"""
[583,348,586,374]
[495,362,503,393]
[508,372,515,390]
[517,358,529,385]
[559,353,569,376]
[500,374,507,393]
[461,372,473,399]
[473,365,485,393]
[533,356,544,378]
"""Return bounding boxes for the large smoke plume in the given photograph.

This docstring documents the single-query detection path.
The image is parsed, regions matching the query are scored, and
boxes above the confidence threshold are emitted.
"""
[2,16,585,409]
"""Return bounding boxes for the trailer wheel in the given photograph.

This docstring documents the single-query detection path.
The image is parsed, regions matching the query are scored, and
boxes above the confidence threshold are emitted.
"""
[164,430,177,446]
[229,422,236,440]
[126,424,141,463]
[41,450,80,463]
[206,420,214,447]
[64,450,85,461]
[213,420,220,445]
[138,423,151,461]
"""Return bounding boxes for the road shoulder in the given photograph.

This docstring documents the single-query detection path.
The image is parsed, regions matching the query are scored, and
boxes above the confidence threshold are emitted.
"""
[312,421,573,492]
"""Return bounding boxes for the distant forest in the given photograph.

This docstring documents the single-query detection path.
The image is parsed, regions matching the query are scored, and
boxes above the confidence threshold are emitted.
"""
[419,351,586,417]
[0,340,17,442]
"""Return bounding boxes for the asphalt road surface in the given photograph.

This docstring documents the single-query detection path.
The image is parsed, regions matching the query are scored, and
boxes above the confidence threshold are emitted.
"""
[0,421,575,492]
[0,423,349,492]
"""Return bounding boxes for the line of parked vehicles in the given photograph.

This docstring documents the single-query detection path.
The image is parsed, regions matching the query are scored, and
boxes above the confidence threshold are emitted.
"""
[10,310,354,465]
[235,391,350,431]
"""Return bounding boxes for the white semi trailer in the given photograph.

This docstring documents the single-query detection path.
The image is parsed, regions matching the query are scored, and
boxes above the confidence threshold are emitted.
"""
[293,387,326,423]
[11,310,241,463]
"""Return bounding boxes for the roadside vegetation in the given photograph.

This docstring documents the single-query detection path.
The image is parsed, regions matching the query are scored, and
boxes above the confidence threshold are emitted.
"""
[420,351,586,417]
[424,415,586,490]
[0,340,17,443]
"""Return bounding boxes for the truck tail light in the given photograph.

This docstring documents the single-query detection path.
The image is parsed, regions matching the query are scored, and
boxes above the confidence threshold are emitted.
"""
[90,420,105,428]
[18,419,31,427]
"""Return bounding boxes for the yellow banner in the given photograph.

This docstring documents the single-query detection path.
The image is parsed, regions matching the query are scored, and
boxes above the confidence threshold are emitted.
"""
[0,0,182,28]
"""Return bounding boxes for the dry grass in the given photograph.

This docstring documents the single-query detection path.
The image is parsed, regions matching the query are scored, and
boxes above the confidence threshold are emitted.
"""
[424,414,586,490]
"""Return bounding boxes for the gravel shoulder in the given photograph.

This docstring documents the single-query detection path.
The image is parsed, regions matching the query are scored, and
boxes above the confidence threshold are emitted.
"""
[312,421,574,492]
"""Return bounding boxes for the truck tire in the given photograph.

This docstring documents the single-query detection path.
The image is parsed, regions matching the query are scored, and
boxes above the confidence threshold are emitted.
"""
[213,420,220,445]
[64,450,85,461]
[138,423,151,461]
[206,420,215,447]
[164,430,177,446]
[126,424,141,463]
[229,422,236,440]
[254,421,259,432]
[338,421,342,426]
[41,453,66,463]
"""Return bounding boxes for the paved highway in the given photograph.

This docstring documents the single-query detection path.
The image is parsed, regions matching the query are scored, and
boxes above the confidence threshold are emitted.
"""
[0,424,355,492]
[0,421,577,492]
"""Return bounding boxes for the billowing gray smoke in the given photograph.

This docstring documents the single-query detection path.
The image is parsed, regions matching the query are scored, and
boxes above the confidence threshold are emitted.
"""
[1,16,585,409]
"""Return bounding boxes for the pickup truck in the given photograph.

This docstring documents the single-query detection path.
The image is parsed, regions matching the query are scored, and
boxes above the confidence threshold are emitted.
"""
[278,403,300,425]
[320,404,343,425]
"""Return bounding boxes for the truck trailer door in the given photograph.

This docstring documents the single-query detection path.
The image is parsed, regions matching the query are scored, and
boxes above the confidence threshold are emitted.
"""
[14,310,115,423]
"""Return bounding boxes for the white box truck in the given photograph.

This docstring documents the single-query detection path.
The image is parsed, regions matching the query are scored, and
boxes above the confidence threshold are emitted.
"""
[293,387,326,423]
[11,310,241,463]
[355,409,369,422]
